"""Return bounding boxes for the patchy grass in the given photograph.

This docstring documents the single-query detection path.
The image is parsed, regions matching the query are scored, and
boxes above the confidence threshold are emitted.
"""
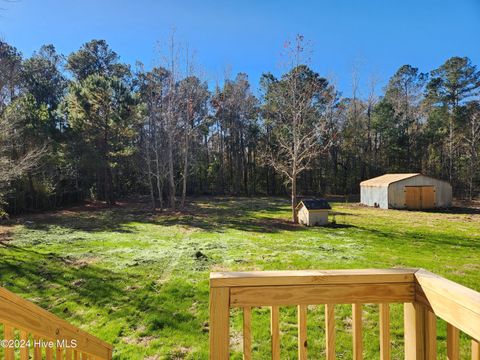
[0,197,479,359]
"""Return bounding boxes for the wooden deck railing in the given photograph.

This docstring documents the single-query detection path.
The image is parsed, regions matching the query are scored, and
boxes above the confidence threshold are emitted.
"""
[0,286,112,359]
[210,268,480,359]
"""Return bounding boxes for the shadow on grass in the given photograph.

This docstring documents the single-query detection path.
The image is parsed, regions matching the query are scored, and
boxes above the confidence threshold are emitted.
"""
[330,211,360,217]
[11,197,306,234]
[422,206,480,215]
[0,242,125,306]
[323,223,357,229]
[0,241,208,348]
[355,225,480,250]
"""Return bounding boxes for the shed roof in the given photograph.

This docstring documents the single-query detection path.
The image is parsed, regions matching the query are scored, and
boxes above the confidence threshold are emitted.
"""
[297,199,331,210]
[360,173,420,187]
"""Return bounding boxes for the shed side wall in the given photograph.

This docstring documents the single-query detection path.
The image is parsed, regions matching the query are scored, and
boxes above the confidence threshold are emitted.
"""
[360,186,389,209]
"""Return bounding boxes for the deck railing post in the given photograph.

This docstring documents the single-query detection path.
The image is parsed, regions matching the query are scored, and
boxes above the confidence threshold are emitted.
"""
[210,287,230,360]
[472,340,480,360]
[425,309,437,360]
[404,302,426,360]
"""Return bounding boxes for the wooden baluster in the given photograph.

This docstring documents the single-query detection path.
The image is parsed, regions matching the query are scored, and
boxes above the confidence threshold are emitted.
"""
[33,336,42,359]
[56,346,64,359]
[472,340,480,360]
[298,305,307,360]
[46,345,54,360]
[447,323,460,360]
[209,287,230,360]
[325,304,335,360]
[4,324,15,360]
[19,330,29,360]
[425,310,437,360]
[379,303,390,360]
[65,347,73,359]
[73,350,79,360]
[243,307,252,360]
[352,304,362,360]
[404,302,426,360]
[270,306,280,360]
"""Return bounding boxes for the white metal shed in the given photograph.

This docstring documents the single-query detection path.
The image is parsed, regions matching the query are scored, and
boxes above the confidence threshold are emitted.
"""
[360,173,452,210]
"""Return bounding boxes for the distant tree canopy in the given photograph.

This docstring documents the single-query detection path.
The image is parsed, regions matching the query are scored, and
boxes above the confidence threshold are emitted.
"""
[1,38,479,218]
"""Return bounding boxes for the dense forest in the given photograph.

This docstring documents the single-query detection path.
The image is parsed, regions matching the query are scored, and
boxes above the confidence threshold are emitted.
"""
[1,35,479,219]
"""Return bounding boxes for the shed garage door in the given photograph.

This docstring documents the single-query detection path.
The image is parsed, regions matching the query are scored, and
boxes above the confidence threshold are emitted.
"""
[405,186,435,209]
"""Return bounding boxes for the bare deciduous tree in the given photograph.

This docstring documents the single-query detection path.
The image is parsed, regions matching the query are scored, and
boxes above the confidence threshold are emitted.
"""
[137,64,170,210]
[262,35,334,222]
[0,113,45,214]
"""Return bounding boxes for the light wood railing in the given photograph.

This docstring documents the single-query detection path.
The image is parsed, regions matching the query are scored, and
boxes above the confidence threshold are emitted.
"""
[210,268,480,359]
[0,287,112,359]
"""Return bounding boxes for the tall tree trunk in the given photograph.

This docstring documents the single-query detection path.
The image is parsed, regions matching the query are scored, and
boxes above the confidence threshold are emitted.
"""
[145,134,156,211]
[291,175,298,223]
[152,121,164,210]
[103,119,115,206]
[243,147,248,196]
[448,116,454,184]
[146,158,155,210]
[105,164,115,205]
[469,172,473,201]
[204,134,209,194]
[272,171,276,195]
[167,134,176,209]
[181,133,189,208]
[219,123,225,194]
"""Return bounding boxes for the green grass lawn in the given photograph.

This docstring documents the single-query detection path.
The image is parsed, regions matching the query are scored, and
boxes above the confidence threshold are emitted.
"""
[0,197,479,359]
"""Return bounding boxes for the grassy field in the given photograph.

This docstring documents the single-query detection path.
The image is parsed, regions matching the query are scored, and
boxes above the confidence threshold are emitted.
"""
[0,197,479,359]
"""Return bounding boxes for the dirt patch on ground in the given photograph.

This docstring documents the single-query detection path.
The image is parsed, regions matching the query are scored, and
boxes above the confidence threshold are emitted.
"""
[168,346,192,359]
[230,330,242,352]
[261,217,301,230]
[6,199,154,221]
[65,256,101,268]
[0,225,16,243]
[123,335,156,347]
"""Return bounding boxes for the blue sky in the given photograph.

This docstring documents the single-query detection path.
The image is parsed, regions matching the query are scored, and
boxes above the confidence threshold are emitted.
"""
[1,0,479,96]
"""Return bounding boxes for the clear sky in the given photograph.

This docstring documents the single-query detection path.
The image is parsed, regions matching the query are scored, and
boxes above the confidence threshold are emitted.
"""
[1,0,479,96]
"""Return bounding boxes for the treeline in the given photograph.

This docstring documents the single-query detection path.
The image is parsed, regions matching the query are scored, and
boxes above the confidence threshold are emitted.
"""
[1,36,479,216]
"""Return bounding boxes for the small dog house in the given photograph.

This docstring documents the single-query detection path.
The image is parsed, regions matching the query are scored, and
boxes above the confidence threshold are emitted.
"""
[296,199,331,226]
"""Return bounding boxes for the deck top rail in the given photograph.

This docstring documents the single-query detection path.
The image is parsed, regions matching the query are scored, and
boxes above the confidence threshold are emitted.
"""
[211,268,416,287]
[210,268,480,359]
[414,269,480,341]
[0,286,112,359]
